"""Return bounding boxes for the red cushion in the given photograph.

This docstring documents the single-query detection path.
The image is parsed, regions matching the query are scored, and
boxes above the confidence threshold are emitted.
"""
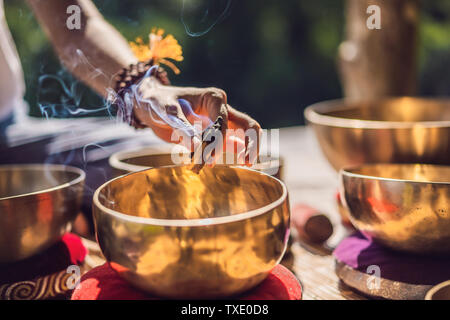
[0,233,87,300]
[71,263,302,300]
[0,233,87,285]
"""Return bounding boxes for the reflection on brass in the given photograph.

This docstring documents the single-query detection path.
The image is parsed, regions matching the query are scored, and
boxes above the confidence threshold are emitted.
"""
[337,193,353,228]
[305,97,450,171]
[340,164,450,254]
[425,280,450,300]
[93,165,290,299]
[0,164,85,263]
[109,145,283,179]
[335,261,431,300]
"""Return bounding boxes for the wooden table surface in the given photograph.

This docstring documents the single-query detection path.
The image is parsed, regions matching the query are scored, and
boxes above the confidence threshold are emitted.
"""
[278,126,365,300]
[82,125,366,300]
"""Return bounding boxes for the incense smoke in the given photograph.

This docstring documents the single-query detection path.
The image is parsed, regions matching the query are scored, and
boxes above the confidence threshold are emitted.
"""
[37,50,211,170]
[38,49,115,120]
[118,65,208,139]
[181,0,233,37]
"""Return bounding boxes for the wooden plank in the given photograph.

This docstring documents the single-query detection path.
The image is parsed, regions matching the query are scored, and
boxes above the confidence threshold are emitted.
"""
[291,243,365,300]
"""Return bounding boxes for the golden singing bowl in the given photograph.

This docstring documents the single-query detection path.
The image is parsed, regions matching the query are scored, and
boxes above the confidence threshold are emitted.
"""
[93,165,290,299]
[108,144,177,177]
[305,97,450,171]
[0,164,85,263]
[109,145,283,179]
[425,280,450,300]
[340,164,450,254]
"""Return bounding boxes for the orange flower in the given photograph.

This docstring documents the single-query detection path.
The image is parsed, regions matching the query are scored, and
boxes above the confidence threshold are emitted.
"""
[130,28,183,74]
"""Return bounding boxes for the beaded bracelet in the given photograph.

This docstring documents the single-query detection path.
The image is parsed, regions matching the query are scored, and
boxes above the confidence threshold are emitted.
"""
[113,60,170,128]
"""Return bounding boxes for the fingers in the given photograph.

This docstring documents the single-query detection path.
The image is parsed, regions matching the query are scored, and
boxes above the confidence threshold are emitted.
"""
[177,87,227,106]
[133,94,201,150]
[164,100,202,151]
[179,88,229,166]
[178,98,212,130]
[227,105,262,165]
[133,83,261,167]
[202,88,228,127]
[178,88,261,166]
[208,104,261,167]
[178,87,228,126]
[165,102,196,135]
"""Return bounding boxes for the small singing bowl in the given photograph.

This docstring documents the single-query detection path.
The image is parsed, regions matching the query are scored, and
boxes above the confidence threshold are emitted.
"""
[109,145,283,179]
[93,165,290,299]
[425,280,450,300]
[0,164,85,263]
[305,97,450,171]
[340,164,450,254]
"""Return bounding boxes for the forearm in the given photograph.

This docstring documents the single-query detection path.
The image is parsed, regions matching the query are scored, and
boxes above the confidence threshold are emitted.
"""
[26,0,137,97]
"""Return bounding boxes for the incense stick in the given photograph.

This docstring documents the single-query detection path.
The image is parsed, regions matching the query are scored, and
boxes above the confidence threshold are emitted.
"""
[190,116,224,174]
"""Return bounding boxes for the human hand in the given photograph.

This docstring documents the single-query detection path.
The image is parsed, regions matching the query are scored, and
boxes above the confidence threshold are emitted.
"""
[132,76,261,165]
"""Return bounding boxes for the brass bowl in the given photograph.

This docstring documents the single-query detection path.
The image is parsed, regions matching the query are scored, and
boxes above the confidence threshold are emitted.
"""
[305,97,450,171]
[0,164,85,263]
[108,144,177,177]
[93,165,290,299]
[425,280,450,300]
[109,145,283,179]
[340,164,450,254]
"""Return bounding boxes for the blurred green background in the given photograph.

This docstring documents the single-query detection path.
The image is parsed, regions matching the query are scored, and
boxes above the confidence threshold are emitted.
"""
[5,0,450,128]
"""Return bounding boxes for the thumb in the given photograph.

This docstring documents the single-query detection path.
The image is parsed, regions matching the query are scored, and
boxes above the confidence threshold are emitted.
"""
[178,99,212,129]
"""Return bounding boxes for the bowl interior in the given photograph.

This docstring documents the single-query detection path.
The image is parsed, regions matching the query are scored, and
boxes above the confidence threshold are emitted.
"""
[0,165,83,200]
[111,147,280,173]
[121,153,174,168]
[121,153,278,168]
[344,164,450,183]
[97,165,285,220]
[427,282,450,300]
[318,98,450,122]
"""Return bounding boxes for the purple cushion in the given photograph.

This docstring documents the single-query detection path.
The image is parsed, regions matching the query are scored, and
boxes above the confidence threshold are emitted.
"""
[333,233,450,285]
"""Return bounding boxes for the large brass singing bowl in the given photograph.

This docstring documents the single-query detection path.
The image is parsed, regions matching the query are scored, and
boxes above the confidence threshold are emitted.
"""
[340,164,450,254]
[0,164,85,263]
[93,165,290,299]
[305,97,450,171]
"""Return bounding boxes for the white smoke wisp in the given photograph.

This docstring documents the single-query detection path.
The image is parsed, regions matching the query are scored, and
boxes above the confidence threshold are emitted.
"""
[37,49,220,180]
[181,0,234,37]
[75,49,110,83]
[115,65,215,140]
[37,49,117,120]
[39,49,213,141]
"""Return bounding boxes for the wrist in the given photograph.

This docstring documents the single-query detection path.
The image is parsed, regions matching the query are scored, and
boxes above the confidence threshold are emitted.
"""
[113,60,170,92]
[113,60,171,128]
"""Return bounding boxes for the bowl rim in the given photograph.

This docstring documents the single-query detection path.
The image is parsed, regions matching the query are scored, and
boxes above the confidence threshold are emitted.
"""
[0,164,86,201]
[109,144,191,173]
[93,165,288,227]
[340,163,450,185]
[109,145,282,173]
[304,97,450,129]
[425,280,450,300]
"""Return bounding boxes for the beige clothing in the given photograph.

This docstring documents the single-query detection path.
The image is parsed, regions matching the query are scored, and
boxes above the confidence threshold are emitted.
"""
[0,0,26,121]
